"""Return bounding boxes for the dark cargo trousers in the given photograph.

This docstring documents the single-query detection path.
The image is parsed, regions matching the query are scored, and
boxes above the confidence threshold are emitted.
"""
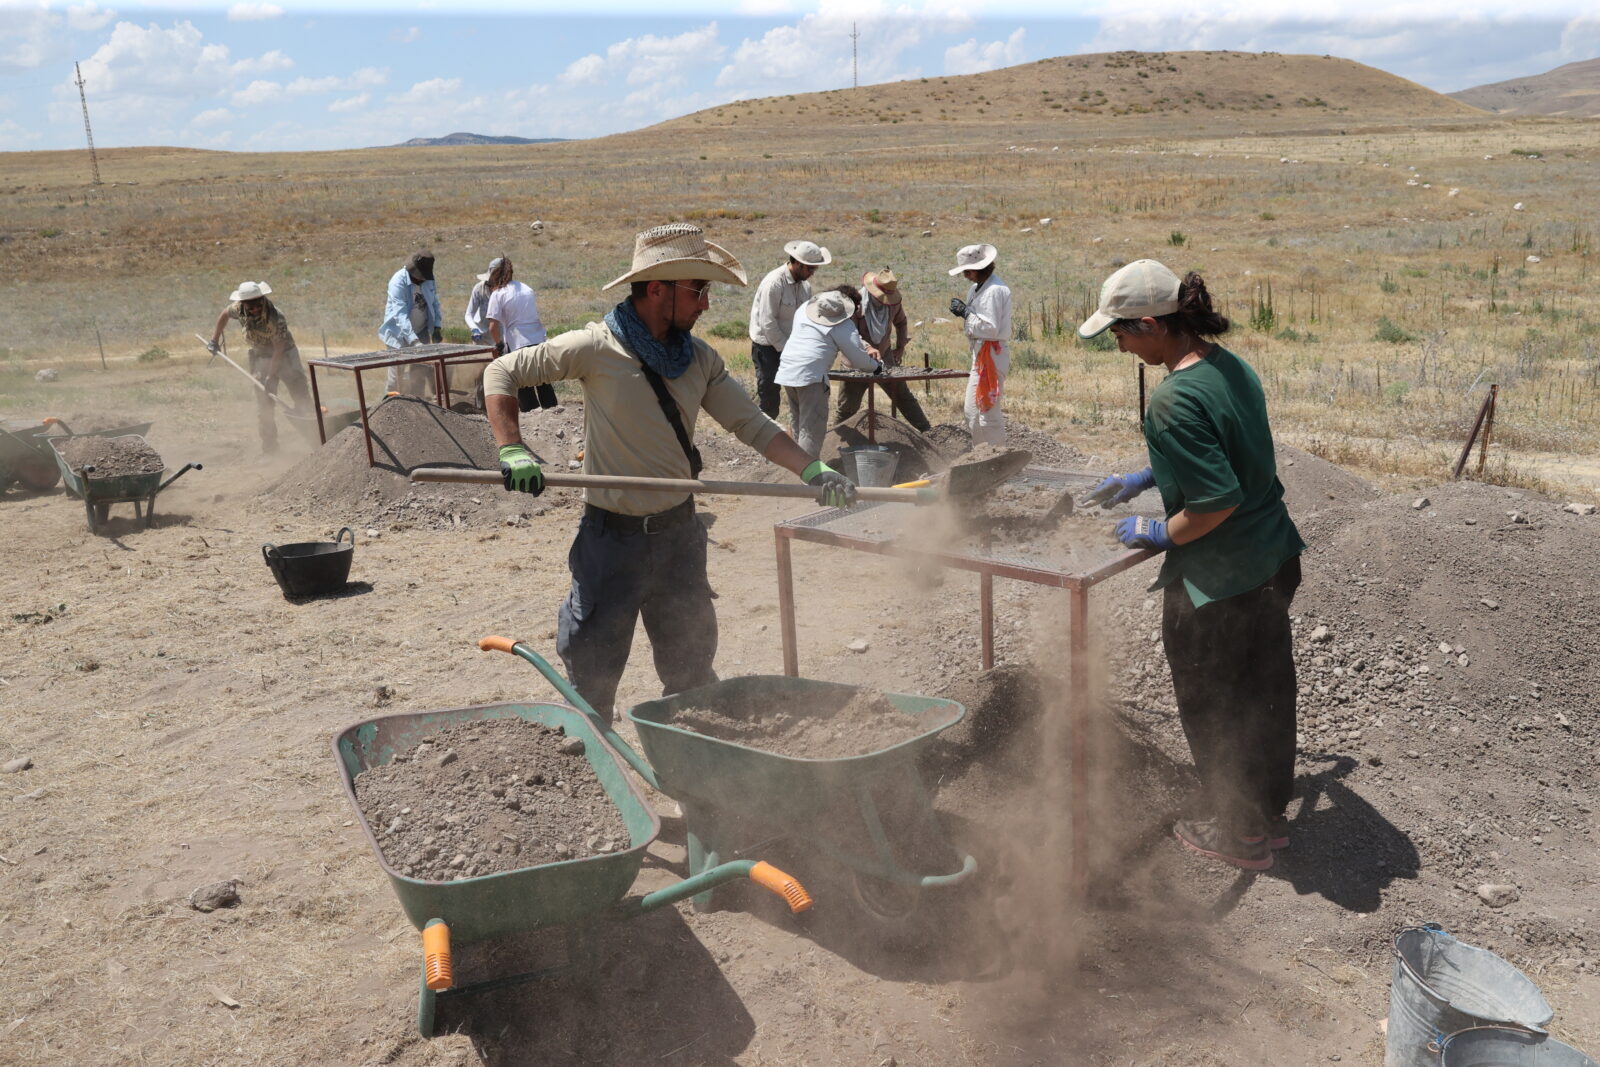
[1162,554,1302,839]
[556,502,718,722]
[247,348,314,451]
[750,342,783,418]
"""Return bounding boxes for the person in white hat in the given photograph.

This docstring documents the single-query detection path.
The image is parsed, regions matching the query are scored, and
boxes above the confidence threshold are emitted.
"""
[835,268,931,433]
[205,281,313,454]
[774,287,884,458]
[464,257,501,344]
[480,223,858,720]
[947,243,1012,446]
[378,250,443,396]
[1078,259,1305,872]
[748,239,831,419]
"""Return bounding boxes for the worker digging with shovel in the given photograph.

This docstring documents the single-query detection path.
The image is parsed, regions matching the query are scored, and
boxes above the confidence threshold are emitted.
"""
[205,281,315,455]
[481,223,858,721]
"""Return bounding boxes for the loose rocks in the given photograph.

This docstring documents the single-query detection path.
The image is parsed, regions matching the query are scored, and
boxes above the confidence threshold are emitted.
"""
[353,717,628,882]
[1477,884,1521,909]
[190,880,242,912]
[56,436,163,479]
[2,756,32,773]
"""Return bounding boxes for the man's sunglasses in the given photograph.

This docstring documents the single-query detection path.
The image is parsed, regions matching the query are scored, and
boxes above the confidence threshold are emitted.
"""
[669,281,714,299]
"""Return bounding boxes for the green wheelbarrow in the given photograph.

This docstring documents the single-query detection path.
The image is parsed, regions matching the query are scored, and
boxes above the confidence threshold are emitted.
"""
[332,700,813,1038]
[1,417,154,494]
[47,433,200,533]
[478,635,977,926]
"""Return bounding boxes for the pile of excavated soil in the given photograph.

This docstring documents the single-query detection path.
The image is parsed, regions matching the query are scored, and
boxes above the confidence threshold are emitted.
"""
[55,436,163,478]
[670,685,955,760]
[353,718,628,882]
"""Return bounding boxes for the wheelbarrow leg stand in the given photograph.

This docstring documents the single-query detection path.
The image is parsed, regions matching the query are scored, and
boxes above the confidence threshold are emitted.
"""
[415,921,593,1038]
[683,802,726,912]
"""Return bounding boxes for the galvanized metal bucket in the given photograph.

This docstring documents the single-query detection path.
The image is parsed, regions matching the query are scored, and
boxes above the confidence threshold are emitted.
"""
[851,446,900,488]
[1387,925,1553,1067]
[1441,1026,1599,1066]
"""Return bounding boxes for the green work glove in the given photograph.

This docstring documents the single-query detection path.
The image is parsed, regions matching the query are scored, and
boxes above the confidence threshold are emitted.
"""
[802,460,856,509]
[498,444,544,495]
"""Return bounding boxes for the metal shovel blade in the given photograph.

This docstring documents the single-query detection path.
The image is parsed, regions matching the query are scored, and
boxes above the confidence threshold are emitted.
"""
[942,448,1033,497]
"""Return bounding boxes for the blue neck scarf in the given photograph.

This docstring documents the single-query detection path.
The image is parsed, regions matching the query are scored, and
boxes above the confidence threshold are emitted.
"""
[605,298,695,380]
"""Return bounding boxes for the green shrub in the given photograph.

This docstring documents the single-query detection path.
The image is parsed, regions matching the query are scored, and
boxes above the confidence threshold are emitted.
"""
[1383,381,1411,405]
[136,346,170,363]
[1013,348,1059,371]
[38,228,62,239]
[1167,231,1187,247]
[706,320,746,340]
[1373,317,1417,344]
[441,325,473,344]
[1378,273,1399,294]
[1078,330,1117,351]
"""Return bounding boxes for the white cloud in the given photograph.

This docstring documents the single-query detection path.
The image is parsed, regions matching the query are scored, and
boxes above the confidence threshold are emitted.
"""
[74,21,234,98]
[227,2,282,21]
[190,107,232,127]
[944,27,1026,74]
[0,117,44,147]
[1556,16,1600,60]
[329,92,369,112]
[558,23,723,90]
[388,77,460,106]
[391,26,420,44]
[68,3,116,32]
[1,5,66,72]
[716,4,972,95]
[231,49,293,75]
[231,78,283,106]
[230,66,388,107]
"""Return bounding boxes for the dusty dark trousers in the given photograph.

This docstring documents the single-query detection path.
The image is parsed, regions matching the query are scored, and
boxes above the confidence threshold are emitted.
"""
[750,342,782,418]
[556,502,718,721]
[1162,554,1301,838]
[833,378,931,432]
[248,349,313,450]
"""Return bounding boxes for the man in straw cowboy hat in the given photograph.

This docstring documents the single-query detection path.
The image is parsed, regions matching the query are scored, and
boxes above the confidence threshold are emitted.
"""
[776,287,884,459]
[947,243,1013,446]
[834,269,931,433]
[205,280,314,454]
[482,223,858,720]
[748,239,830,419]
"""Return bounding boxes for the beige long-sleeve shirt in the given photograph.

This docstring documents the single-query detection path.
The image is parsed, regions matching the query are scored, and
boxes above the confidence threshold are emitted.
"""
[747,263,810,349]
[483,321,784,516]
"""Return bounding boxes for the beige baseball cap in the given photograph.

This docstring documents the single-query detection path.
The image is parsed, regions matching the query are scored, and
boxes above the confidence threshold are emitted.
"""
[1078,259,1182,338]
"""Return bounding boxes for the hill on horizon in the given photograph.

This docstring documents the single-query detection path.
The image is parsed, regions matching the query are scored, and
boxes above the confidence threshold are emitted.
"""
[656,50,1484,134]
[391,132,569,147]
[1450,57,1600,118]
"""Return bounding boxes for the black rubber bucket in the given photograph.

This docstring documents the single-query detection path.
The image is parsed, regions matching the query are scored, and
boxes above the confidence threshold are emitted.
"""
[263,527,354,598]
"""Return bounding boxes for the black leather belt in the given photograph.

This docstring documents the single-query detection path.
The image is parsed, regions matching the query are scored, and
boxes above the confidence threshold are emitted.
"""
[585,497,695,535]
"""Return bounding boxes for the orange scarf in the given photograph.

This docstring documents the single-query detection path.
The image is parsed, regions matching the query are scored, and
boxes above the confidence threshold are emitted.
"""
[974,340,1002,413]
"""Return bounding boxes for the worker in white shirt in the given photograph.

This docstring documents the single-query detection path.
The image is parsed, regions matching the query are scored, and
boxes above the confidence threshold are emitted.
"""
[775,287,883,459]
[948,243,1013,447]
[748,239,829,419]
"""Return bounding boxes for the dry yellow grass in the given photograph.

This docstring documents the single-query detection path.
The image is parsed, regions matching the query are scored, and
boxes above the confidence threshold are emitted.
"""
[2,50,1596,496]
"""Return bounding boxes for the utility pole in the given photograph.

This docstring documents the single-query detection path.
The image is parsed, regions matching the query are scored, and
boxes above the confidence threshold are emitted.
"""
[850,22,859,90]
[75,61,101,186]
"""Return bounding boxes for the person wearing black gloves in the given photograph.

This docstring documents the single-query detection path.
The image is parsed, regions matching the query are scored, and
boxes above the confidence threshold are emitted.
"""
[482,223,855,721]
[1080,259,1305,871]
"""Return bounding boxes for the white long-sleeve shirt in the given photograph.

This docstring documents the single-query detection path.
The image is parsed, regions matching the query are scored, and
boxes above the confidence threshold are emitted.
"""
[775,304,880,387]
[964,274,1012,352]
[748,263,810,349]
[464,281,491,339]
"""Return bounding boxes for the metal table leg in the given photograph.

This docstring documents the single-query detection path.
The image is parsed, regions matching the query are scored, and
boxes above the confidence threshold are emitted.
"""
[1068,584,1090,895]
[309,365,327,445]
[776,531,798,677]
[354,369,375,467]
[980,572,995,670]
[865,382,877,444]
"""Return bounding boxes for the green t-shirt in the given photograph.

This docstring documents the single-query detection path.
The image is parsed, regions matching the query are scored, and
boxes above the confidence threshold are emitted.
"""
[1143,345,1305,607]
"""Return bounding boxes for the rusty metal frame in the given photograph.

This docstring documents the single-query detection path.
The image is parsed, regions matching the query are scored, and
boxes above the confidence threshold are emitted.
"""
[306,343,495,467]
[827,368,969,443]
[1452,383,1499,480]
[772,480,1154,892]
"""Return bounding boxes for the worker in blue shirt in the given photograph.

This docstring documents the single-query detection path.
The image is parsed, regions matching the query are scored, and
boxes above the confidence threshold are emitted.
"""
[379,250,443,395]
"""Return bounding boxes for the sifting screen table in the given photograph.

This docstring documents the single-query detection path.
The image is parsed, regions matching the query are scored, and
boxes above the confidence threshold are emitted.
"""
[826,367,971,443]
[306,343,495,466]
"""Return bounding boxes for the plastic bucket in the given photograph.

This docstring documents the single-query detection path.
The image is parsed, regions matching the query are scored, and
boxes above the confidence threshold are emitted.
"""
[263,527,355,598]
[842,445,898,488]
[1441,1026,1598,1066]
[1387,925,1554,1067]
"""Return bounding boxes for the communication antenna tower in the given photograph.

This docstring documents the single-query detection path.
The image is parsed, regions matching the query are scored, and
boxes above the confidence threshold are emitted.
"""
[75,61,102,186]
[850,22,859,89]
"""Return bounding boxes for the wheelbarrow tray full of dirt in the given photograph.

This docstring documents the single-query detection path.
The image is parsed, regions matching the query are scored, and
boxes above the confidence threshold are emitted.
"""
[47,433,201,532]
[332,700,812,1036]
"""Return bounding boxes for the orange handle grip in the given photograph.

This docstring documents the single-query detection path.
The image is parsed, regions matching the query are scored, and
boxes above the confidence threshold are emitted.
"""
[749,861,813,915]
[893,479,933,489]
[422,920,452,991]
[42,417,62,427]
[477,635,518,654]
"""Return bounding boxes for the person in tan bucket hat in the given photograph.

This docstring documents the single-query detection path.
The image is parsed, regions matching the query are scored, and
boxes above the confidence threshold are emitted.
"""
[480,223,859,720]
[834,268,931,432]
[747,238,831,419]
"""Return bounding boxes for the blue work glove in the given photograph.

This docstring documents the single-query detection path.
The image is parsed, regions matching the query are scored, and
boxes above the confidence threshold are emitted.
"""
[949,297,969,319]
[1115,515,1175,552]
[498,444,544,495]
[802,460,857,509]
[1082,467,1155,508]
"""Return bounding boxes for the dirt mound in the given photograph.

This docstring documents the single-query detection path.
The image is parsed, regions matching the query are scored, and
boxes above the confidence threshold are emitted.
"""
[1277,442,1379,518]
[820,412,946,482]
[354,717,628,882]
[263,396,590,528]
[55,435,163,478]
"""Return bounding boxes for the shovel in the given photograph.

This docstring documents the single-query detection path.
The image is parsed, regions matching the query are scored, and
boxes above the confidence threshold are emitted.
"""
[195,334,319,420]
[410,467,940,504]
[894,448,1033,497]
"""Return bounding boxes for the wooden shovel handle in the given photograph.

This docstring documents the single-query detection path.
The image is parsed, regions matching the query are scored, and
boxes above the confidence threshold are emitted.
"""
[409,467,937,505]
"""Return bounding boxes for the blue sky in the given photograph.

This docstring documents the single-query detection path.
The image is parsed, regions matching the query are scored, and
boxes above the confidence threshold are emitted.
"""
[2,1,1597,152]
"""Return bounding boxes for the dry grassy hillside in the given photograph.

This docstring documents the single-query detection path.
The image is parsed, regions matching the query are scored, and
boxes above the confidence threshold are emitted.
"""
[1451,57,1600,118]
[670,50,1486,131]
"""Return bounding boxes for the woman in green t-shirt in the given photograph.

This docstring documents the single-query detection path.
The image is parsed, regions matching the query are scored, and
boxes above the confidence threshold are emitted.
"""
[1078,259,1306,872]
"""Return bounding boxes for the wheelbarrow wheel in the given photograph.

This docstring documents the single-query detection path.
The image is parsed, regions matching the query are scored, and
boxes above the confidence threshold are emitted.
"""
[14,455,61,492]
[849,870,923,923]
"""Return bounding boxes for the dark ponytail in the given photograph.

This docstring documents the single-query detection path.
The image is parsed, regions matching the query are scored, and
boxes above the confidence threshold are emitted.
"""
[487,257,514,292]
[1158,272,1229,338]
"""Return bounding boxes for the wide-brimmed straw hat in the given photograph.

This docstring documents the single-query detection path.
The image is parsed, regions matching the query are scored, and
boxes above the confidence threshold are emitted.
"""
[603,223,747,291]
[863,269,901,305]
[806,290,856,327]
[230,281,272,301]
[1078,259,1182,338]
[947,243,998,276]
[476,257,506,283]
[783,239,832,267]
